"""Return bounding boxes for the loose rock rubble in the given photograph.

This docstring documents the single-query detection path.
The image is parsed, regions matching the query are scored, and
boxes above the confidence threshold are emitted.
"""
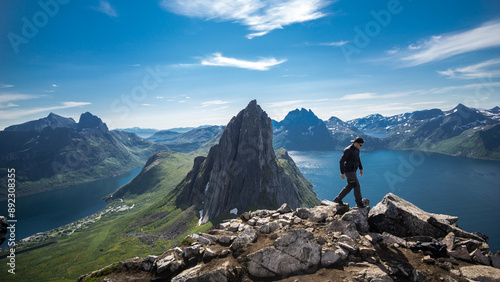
[78,194,500,282]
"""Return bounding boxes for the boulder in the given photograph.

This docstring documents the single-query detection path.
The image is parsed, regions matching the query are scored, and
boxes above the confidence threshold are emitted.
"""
[230,227,256,251]
[350,263,394,282]
[458,265,500,282]
[321,248,343,267]
[296,207,314,220]
[171,261,240,282]
[245,229,321,278]
[471,248,490,265]
[368,193,483,241]
[448,245,471,261]
[277,203,293,214]
[341,206,370,233]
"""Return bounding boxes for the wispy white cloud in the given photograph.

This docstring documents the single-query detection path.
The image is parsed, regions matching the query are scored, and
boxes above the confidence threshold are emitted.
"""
[93,0,118,18]
[0,93,39,107]
[437,58,500,79]
[0,102,91,120]
[201,52,286,71]
[201,100,231,107]
[161,0,331,39]
[318,40,349,47]
[391,21,500,67]
[337,92,408,101]
[0,84,14,89]
[410,101,446,106]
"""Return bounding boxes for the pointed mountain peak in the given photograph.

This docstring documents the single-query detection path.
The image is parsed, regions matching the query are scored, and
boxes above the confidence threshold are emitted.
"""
[176,100,319,224]
[77,112,108,132]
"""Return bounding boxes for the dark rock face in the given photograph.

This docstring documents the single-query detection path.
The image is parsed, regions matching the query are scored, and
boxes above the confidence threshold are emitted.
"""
[176,100,319,224]
[76,112,108,132]
[4,112,76,132]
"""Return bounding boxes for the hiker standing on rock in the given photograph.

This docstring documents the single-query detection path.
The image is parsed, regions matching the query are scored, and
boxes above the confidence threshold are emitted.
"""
[334,137,366,208]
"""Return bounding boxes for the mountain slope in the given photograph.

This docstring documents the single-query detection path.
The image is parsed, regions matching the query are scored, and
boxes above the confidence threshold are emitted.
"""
[0,112,167,199]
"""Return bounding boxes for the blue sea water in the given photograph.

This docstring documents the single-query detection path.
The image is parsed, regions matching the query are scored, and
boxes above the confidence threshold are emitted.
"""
[0,167,142,248]
[289,150,500,252]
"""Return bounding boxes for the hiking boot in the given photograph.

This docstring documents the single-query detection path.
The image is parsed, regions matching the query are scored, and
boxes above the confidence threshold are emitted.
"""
[356,203,366,208]
[333,198,345,205]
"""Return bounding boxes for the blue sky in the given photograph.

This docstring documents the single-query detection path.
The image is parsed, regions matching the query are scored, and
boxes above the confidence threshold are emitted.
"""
[1,0,499,130]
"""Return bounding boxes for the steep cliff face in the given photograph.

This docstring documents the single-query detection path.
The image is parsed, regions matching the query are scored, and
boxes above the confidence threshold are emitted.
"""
[176,100,320,224]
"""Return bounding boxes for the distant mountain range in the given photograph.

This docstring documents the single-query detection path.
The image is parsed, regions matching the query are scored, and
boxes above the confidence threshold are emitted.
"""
[2,103,498,199]
[0,112,167,199]
[271,104,499,159]
[147,126,224,153]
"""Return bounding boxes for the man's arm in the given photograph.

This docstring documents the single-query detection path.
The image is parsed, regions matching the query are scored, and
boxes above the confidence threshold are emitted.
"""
[339,148,350,177]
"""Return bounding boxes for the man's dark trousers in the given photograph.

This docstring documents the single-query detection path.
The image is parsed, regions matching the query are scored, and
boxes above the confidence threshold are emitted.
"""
[335,172,362,206]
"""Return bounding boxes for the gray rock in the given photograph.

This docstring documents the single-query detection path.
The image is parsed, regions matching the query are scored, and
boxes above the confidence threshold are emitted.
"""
[381,232,407,247]
[240,212,251,221]
[277,203,293,214]
[471,248,490,265]
[321,200,336,206]
[368,193,483,241]
[203,248,217,260]
[197,236,212,245]
[422,255,435,264]
[227,222,240,232]
[157,253,185,274]
[245,229,321,278]
[296,207,314,219]
[359,247,377,257]
[449,245,471,261]
[338,241,358,253]
[442,232,455,252]
[218,235,233,245]
[321,248,342,267]
[257,224,270,234]
[342,222,361,241]
[170,262,240,282]
[491,251,500,269]
[458,265,500,282]
[184,244,202,259]
[350,263,394,282]
[201,233,218,243]
[230,227,256,251]
[341,207,370,233]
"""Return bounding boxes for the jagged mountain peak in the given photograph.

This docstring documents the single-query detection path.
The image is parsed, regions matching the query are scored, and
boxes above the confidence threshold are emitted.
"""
[175,100,319,224]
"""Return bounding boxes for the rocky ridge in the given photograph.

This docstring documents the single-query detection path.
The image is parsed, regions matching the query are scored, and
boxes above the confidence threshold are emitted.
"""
[78,193,500,281]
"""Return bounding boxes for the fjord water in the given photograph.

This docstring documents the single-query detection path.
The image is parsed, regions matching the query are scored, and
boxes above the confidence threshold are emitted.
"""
[289,150,500,252]
[0,167,142,248]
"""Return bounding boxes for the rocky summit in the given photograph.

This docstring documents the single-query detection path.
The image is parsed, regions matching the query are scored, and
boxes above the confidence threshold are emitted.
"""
[79,193,500,281]
[175,100,320,224]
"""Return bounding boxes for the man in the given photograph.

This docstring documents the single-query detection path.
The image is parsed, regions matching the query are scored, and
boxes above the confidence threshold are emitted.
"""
[333,137,365,208]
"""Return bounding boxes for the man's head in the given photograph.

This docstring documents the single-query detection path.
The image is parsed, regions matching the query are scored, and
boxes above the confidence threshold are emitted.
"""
[351,137,364,149]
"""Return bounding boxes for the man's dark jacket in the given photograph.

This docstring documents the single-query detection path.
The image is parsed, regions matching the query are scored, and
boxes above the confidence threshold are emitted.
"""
[339,144,363,174]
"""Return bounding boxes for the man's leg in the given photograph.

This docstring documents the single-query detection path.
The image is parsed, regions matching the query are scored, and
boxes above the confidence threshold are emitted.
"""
[352,178,363,206]
[334,172,357,203]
